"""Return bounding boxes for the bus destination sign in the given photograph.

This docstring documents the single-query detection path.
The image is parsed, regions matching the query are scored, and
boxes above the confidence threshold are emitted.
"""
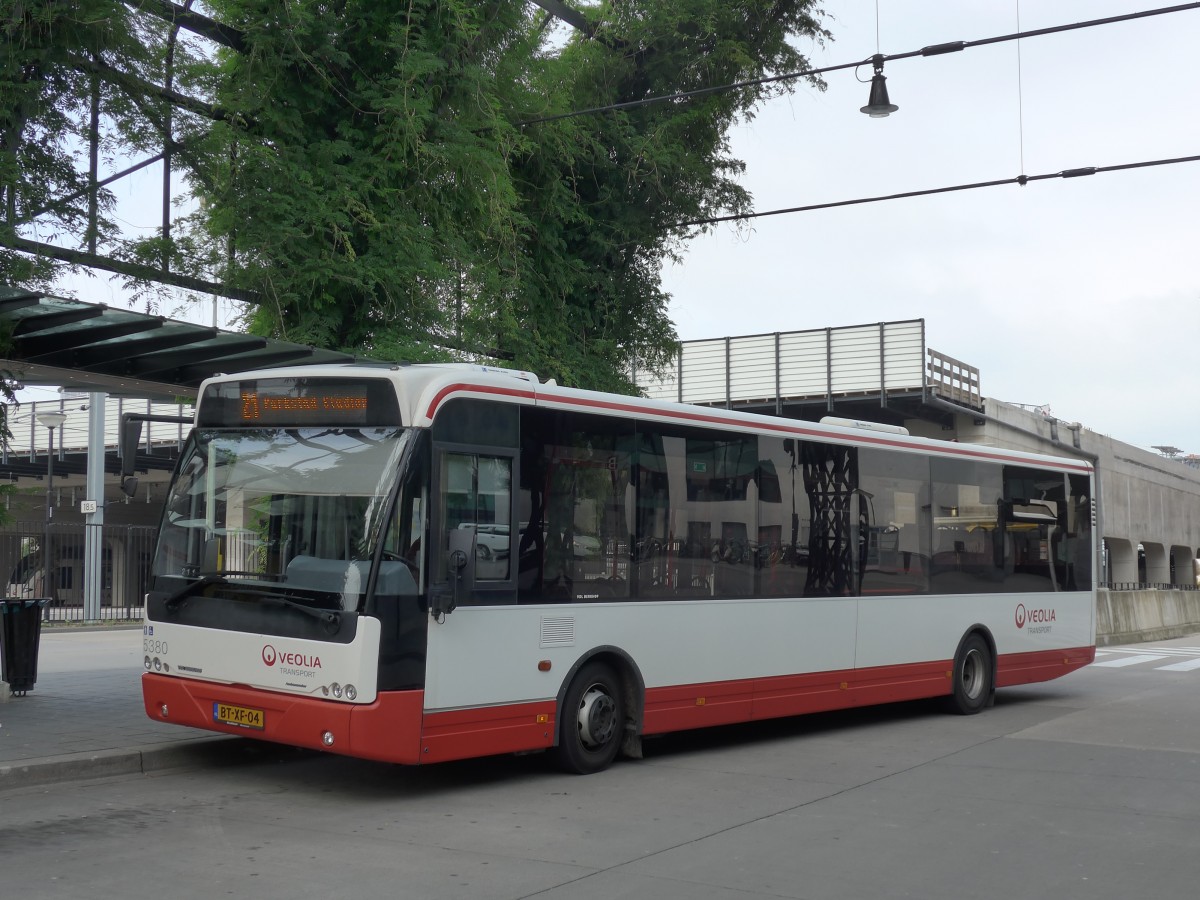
[240,390,368,420]
[198,376,402,427]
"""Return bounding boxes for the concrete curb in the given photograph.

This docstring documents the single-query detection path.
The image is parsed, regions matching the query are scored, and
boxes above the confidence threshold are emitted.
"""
[0,736,246,789]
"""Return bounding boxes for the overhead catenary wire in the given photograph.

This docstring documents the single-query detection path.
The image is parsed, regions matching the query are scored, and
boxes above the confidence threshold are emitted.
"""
[1015,0,1026,175]
[516,2,1200,127]
[676,153,1200,229]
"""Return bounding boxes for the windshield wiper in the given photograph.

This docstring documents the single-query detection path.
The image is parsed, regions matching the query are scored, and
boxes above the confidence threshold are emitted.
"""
[163,572,227,612]
[236,589,343,634]
[162,576,342,634]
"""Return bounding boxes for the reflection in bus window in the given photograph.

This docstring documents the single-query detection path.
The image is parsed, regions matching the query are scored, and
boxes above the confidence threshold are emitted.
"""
[518,409,633,603]
[633,423,757,600]
[153,427,411,612]
[800,441,859,597]
[437,452,513,590]
[929,459,1078,594]
[858,449,931,595]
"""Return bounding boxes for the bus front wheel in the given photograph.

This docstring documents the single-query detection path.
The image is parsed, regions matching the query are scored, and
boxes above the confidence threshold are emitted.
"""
[555,662,625,774]
[948,633,992,715]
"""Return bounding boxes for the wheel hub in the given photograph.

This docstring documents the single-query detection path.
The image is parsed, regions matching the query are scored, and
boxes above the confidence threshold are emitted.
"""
[578,686,617,749]
[961,647,985,700]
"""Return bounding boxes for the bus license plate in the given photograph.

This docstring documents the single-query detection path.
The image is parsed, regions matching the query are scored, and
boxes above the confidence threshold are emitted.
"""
[213,702,265,730]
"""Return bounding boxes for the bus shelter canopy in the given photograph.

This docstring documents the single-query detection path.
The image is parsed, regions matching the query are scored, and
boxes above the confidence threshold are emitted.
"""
[0,287,356,402]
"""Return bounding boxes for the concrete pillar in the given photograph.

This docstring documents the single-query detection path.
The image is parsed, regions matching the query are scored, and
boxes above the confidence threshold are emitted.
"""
[1106,537,1137,583]
[1143,542,1169,585]
[1170,545,1193,586]
[83,393,106,621]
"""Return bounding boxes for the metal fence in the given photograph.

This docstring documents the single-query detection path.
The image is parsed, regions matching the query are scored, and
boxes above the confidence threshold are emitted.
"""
[1101,582,1199,592]
[0,521,156,622]
[633,320,932,408]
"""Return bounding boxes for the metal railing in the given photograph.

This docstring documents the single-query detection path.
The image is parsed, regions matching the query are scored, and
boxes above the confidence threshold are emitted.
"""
[1101,582,1200,592]
[0,521,156,622]
[4,397,192,458]
[926,349,982,410]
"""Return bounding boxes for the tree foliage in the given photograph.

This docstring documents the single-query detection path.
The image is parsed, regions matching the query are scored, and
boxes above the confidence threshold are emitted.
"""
[3,0,829,392]
[1,0,198,288]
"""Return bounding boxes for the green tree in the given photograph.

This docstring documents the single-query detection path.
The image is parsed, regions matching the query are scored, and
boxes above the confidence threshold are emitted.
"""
[1,0,205,517]
[502,1,829,391]
[194,0,533,358]
[3,1,830,393]
[1,0,197,289]
[197,0,828,391]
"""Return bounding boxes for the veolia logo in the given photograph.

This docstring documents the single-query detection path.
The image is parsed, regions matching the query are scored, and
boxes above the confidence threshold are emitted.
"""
[1015,604,1056,629]
[261,643,322,669]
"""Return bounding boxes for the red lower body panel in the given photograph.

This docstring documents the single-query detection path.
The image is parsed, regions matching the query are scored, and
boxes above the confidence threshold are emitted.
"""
[143,646,1094,766]
[644,659,951,734]
[142,674,424,763]
[642,647,1093,734]
[996,645,1095,687]
[420,700,557,764]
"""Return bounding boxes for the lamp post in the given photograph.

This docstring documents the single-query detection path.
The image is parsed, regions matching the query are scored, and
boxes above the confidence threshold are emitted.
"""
[35,410,68,608]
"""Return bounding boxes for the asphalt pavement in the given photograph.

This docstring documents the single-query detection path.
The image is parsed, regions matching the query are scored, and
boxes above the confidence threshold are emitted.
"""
[0,626,241,788]
[1,623,1192,791]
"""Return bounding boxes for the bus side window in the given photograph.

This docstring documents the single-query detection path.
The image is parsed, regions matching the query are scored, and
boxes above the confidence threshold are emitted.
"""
[857,448,931,596]
[434,450,516,605]
[517,407,633,603]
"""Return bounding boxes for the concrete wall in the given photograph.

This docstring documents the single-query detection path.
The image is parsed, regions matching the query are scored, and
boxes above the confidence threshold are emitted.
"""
[907,399,1200,587]
[1097,588,1200,646]
[1092,435,1200,574]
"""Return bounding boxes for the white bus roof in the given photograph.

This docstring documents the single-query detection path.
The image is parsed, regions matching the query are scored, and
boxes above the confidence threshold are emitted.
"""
[196,363,1094,475]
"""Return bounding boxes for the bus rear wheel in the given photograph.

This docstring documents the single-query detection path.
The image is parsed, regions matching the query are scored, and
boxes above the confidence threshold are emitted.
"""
[948,633,992,715]
[555,662,625,774]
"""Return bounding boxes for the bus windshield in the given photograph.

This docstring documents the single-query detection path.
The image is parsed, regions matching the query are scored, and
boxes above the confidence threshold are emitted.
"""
[153,426,414,611]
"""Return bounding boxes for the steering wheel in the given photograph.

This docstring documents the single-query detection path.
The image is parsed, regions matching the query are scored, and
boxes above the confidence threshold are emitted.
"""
[381,549,418,572]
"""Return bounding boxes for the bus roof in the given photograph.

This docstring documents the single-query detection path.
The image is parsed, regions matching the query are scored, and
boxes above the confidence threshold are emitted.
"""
[195,362,1094,475]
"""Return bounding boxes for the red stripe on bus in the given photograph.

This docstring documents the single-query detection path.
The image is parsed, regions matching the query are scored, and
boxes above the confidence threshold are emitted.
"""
[996,645,1096,687]
[424,382,1093,473]
[349,690,425,763]
[423,383,536,420]
[145,645,1094,765]
[142,673,425,764]
[419,700,557,764]
[641,663,942,733]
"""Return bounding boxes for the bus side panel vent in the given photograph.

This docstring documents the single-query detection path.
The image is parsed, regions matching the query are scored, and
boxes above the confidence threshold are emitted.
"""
[540,617,576,648]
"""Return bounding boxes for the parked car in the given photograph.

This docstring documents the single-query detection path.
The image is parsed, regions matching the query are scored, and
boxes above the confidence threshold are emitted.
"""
[458,523,510,560]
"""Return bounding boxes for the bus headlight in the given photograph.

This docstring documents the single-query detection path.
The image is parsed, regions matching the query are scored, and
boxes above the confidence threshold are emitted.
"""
[330,682,342,698]
[344,684,357,701]
[144,656,152,670]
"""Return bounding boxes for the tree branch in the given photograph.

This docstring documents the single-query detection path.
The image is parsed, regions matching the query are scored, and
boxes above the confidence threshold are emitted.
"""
[1,235,261,303]
[122,0,246,50]
[69,52,231,124]
[529,1,593,36]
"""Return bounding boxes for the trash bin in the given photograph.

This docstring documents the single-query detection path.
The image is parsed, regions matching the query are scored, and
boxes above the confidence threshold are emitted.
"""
[0,598,48,696]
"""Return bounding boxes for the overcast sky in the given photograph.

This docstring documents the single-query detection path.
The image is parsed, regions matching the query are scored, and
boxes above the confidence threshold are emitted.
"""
[26,2,1197,455]
[661,1,1199,456]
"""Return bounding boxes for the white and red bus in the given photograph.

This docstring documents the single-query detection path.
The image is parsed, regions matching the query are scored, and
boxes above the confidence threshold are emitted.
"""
[142,364,1096,774]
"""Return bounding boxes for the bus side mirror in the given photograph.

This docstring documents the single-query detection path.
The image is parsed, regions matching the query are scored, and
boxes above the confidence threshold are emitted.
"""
[119,415,144,478]
[432,530,475,618]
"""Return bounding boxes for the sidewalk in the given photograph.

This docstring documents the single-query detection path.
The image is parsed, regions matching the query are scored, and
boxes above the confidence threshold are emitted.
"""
[0,626,241,788]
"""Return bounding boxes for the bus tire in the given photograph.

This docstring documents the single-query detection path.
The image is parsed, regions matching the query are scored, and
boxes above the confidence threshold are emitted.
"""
[948,633,992,716]
[555,661,625,775]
